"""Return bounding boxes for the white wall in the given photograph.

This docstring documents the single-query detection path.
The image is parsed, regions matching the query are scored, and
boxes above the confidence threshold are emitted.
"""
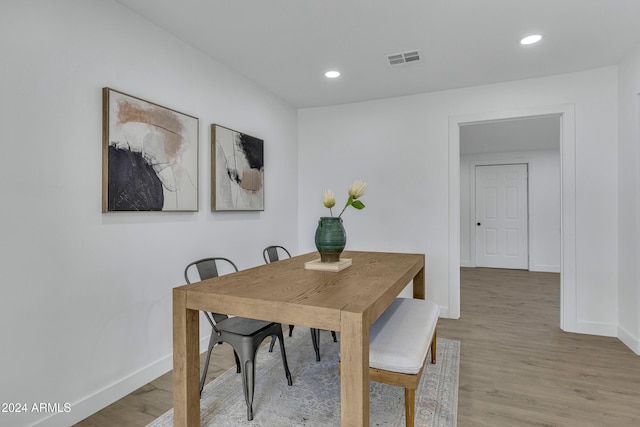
[298,67,618,334]
[617,41,640,354]
[0,2,634,426]
[460,150,561,272]
[0,1,298,426]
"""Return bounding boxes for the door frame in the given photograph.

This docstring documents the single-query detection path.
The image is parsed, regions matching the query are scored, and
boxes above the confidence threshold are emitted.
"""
[448,104,576,333]
[470,160,532,270]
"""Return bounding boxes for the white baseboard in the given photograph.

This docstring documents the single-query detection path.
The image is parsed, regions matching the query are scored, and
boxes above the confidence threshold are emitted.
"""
[529,264,561,273]
[618,325,640,355]
[34,336,210,427]
[440,306,452,319]
[572,319,618,338]
[459,261,560,272]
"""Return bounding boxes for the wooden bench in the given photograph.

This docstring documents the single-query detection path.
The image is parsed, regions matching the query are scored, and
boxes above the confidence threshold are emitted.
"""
[341,297,440,427]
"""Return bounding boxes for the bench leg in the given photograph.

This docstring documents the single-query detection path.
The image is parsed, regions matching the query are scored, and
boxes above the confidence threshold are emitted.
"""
[430,328,437,364]
[404,387,415,427]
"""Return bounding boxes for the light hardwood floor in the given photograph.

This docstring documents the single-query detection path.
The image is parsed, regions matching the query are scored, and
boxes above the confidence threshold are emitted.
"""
[72,339,237,426]
[443,268,640,427]
[75,268,640,426]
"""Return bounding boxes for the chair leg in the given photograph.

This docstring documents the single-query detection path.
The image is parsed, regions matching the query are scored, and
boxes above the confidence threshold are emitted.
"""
[234,330,293,421]
[239,357,256,421]
[233,350,241,373]
[268,335,277,352]
[404,388,415,427]
[310,328,321,361]
[275,330,293,386]
[289,324,294,337]
[331,330,337,342]
[431,328,437,364]
[200,333,218,395]
[233,337,262,421]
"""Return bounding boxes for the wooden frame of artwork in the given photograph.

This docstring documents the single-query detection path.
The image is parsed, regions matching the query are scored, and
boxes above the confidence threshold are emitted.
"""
[211,124,264,211]
[102,87,199,212]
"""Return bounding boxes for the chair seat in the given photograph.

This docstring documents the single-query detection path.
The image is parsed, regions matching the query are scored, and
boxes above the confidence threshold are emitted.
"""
[216,316,277,337]
[369,298,440,374]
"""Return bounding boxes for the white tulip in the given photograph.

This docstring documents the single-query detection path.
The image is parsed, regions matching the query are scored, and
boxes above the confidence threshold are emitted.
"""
[323,189,336,209]
[348,180,367,199]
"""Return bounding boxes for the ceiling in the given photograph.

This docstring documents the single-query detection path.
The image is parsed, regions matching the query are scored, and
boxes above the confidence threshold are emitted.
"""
[115,0,640,108]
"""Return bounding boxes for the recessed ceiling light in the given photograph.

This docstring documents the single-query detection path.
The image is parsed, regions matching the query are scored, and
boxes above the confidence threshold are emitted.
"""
[520,34,542,45]
[325,70,340,78]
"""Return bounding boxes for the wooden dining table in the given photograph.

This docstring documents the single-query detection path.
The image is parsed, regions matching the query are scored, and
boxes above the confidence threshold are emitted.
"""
[173,250,425,426]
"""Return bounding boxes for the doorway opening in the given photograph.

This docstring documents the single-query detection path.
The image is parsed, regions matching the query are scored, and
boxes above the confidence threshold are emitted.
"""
[448,105,576,332]
[460,116,561,272]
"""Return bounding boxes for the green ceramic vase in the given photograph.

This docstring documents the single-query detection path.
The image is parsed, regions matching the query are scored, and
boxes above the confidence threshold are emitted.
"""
[314,217,346,263]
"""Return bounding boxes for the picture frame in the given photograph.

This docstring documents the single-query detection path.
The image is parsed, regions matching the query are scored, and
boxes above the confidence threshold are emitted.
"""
[102,88,199,212]
[211,124,264,211]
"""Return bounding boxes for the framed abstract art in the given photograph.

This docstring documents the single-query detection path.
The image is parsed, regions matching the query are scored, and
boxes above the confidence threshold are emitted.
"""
[211,124,264,211]
[102,88,199,212]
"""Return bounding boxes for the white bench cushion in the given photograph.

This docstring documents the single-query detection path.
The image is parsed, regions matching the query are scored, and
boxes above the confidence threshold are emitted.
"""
[369,298,440,374]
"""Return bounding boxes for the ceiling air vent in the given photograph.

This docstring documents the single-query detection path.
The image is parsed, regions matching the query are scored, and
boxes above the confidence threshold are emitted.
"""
[385,50,423,67]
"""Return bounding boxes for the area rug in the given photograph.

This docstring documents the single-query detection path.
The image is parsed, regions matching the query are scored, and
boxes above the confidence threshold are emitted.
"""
[148,328,459,426]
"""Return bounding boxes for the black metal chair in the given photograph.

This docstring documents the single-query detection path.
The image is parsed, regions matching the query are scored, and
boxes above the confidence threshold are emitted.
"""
[262,245,338,362]
[184,257,292,421]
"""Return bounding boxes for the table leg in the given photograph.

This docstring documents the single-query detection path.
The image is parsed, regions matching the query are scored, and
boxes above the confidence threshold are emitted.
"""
[413,264,425,300]
[340,310,369,426]
[173,288,200,427]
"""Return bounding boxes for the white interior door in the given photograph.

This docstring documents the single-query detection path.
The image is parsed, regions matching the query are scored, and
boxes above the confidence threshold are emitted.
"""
[475,164,528,269]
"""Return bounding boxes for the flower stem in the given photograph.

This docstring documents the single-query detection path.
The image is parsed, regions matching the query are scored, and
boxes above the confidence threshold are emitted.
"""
[338,197,352,218]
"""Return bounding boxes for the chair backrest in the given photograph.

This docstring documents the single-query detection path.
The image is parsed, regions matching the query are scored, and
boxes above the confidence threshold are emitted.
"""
[184,257,238,324]
[184,257,238,283]
[263,245,292,264]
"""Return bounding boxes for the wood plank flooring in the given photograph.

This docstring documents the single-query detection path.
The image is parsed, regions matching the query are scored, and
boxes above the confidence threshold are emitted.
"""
[73,345,237,426]
[75,268,640,426]
[441,268,640,426]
